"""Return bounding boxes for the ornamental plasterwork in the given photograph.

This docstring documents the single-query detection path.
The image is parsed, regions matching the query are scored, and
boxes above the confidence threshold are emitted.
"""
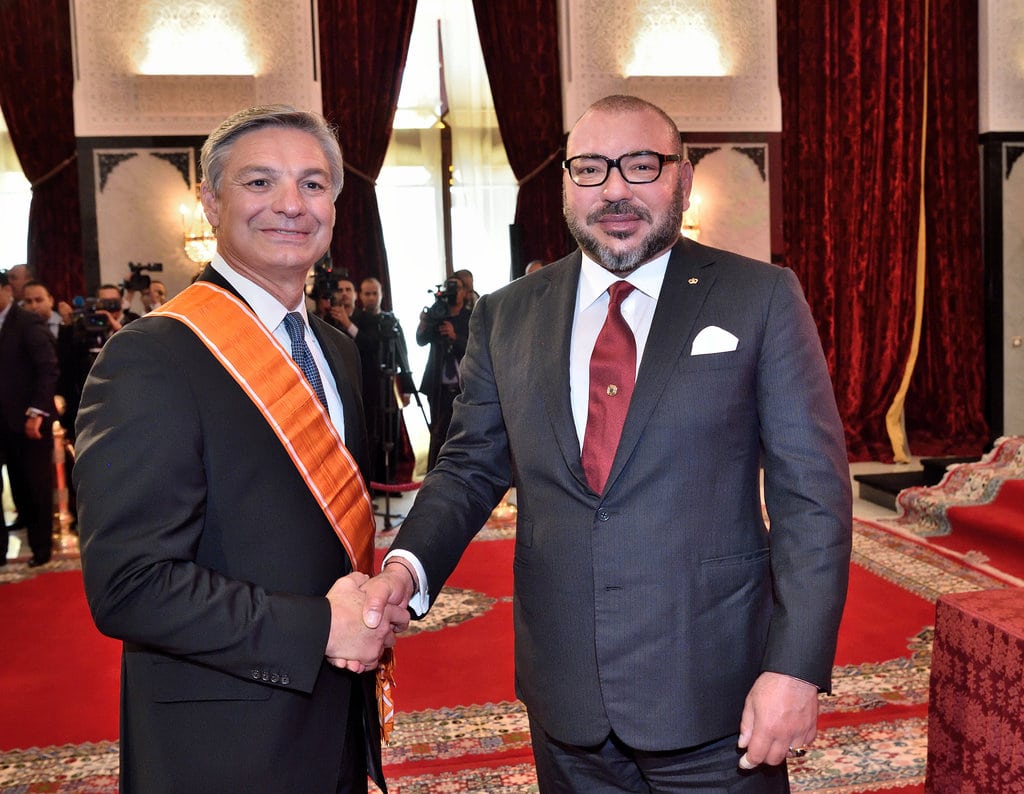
[979,0,1024,132]
[560,0,781,131]
[72,0,321,137]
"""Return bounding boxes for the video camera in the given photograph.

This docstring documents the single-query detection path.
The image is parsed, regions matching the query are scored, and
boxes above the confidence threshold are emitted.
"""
[124,261,163,292]
[424,278,461,322]
[71,296,122,331]
[308,251,339,302]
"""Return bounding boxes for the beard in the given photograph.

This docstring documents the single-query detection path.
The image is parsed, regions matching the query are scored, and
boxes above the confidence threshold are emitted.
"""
[564,186,686,274]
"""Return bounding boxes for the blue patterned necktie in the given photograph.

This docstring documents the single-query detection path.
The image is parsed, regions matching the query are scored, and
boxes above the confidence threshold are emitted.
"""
[283,312,329,409]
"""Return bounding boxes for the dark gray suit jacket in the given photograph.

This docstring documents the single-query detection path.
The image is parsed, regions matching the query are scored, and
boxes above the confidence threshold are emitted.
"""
[75,267,385,792]
[391,239,852,751]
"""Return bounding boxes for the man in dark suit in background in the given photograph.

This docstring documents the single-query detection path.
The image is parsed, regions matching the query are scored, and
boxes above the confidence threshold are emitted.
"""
[348,277,416,486]
[0,270,58,566]
[364,95,852,791]
[415,275,471,471]
[75,106,406,793]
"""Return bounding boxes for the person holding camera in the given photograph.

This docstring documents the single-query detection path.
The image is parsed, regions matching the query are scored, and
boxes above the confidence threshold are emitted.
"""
[56,284,138,442]
[326,278,357,330]
[416,275,471,471]
[349,277,416,486]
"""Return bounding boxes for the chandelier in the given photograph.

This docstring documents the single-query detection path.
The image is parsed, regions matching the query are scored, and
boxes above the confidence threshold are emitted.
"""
[180,187,217,264]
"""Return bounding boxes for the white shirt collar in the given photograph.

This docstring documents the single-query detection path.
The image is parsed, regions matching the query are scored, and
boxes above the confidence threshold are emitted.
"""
[578,246,673,310]
[209,255,307,332]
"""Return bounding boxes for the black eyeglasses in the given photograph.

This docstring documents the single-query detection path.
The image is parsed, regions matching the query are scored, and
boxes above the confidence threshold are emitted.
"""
[562,151,682,187]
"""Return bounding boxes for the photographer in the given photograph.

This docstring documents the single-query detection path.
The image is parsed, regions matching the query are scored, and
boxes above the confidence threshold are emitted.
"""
[350,278,417,486]
[121,262,164,316]
[58,284,138,439]
[416,275,471,471]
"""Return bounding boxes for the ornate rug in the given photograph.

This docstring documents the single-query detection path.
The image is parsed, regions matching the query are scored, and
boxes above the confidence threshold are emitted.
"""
[894,435,1024,536]
[3,517,1020,793]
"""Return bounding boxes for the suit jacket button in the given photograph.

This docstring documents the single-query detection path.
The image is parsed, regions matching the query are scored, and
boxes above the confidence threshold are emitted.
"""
[270,673,279,683]
[281,674,290,686]
[261,671,269,681]
[251,669,260,680]
[597,508,611,521]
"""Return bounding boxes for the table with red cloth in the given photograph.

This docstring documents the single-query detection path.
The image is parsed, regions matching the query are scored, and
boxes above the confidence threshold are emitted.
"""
[926,587,1024,792]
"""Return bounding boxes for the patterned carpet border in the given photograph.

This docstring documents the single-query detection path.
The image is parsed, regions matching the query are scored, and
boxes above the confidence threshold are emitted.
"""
[851,519,1011,601]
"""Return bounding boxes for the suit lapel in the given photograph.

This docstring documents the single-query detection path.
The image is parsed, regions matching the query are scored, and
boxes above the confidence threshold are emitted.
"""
[604,240,717,493]
[537,252,593,488]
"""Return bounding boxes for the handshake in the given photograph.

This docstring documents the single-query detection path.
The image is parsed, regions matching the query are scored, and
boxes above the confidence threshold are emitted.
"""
[323,560,418,673]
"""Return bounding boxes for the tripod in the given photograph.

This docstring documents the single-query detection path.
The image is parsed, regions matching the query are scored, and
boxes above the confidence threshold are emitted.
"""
[370,316,426,529]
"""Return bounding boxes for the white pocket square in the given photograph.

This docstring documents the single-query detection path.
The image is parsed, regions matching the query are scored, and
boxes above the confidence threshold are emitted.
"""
[691,325,739,356]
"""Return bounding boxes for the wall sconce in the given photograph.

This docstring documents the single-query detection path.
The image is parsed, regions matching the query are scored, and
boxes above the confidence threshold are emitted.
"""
[682,194,702,241]
[180,188,217,265]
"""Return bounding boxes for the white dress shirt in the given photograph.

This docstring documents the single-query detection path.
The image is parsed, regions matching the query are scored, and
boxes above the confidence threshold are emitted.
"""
[210,256,346,439]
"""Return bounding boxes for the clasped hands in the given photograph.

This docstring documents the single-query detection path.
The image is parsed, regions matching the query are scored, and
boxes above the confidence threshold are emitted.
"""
[324,563,418,673]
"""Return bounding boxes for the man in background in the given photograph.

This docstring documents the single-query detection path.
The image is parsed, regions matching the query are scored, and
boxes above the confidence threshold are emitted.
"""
[75,105,405,792]
[21,281,62,338]
[0,270,58,567]
[415,274,471,471]
[348,277,416,486]
[365,95,852,791]
[143,279,167,313]
[5,264,32,303]
[327,277,358,331]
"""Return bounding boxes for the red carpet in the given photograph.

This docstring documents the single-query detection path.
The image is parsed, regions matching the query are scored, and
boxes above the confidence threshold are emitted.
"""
[0,568,120,750]
[4,513,1024,792]
[940,480,1024,580]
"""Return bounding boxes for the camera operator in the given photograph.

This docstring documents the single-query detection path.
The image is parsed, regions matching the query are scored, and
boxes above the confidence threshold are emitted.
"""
[121,262,164,316]
[326,279,357,331]
[348,278,416,487]
[57,284,139,440]
[416,275,471,471]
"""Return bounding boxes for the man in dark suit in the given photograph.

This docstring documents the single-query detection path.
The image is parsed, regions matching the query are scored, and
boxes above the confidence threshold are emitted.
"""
[415,275,471,471]
[348,277,417,486]
[0,270,58,566]
[363,95,852,791]
[75,106,407,793]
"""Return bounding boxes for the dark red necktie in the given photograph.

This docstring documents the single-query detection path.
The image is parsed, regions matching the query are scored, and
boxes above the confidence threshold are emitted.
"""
[581,281,637,493]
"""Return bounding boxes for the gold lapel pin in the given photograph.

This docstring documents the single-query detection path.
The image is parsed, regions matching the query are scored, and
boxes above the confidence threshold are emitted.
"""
[688,277,699,285]
[607,384,619,396]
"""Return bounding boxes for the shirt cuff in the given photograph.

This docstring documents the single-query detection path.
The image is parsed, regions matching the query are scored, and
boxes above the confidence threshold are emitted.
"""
[382,549,430,617]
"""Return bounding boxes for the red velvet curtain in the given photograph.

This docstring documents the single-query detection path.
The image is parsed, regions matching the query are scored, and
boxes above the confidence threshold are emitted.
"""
[318,1,418,309]
[0,0,83,301]
[905,0,989,454]
[471,0,570,270]
[777,0,987,460]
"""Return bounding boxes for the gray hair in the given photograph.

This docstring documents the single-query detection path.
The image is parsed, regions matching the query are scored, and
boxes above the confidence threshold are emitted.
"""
[200,105,345,199]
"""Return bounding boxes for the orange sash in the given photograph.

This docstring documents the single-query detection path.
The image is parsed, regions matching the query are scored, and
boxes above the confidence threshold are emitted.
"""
[151,281,395,740]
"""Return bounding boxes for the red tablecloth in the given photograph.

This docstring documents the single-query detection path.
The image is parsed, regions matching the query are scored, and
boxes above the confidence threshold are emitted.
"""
[926,587,1024,793]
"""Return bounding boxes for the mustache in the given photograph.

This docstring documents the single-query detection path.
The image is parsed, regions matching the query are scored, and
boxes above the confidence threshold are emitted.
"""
[587,200,652,225]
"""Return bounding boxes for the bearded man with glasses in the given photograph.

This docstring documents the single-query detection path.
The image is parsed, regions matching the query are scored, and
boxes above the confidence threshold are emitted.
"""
[363,94,852,793]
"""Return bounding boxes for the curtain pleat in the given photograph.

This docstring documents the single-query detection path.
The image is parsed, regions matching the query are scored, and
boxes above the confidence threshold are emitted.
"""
[907,0,989,454]
[318,0,418,308]
[471,0,569,271]
[0,0,83,300]
[778,0,986,460]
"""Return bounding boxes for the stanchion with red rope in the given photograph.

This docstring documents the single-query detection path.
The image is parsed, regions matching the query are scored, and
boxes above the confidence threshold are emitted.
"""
[51,420,78,554]
[369,480,421,531]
